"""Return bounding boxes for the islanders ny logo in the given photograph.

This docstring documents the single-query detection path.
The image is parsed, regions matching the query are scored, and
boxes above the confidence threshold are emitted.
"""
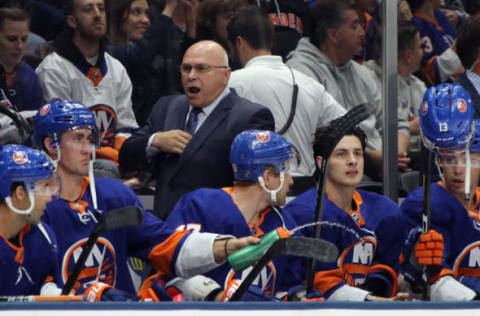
[89,104,117,148]
[12,151,28,165]
[339,237,377,286]
[421,101,428,116]
[456,98,467,113]
[224,262,277,295]
[62,237,117,289]
[256,132,271,143]
[39,103,51,116]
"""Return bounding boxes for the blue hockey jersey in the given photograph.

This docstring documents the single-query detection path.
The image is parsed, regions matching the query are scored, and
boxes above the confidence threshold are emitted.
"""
[412,10,458,84]
[165,187,304,296]
[401,182,480,288]
[283,189,405,298]
[43,177,189,294]
[0,222,59,295]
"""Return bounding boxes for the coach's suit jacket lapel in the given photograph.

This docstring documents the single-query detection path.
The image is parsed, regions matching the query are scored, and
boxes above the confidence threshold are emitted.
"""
[174,91,235,172]
[165,97,189,131]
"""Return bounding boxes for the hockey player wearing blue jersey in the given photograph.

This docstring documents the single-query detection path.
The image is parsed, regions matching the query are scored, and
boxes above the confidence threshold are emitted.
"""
[166,130,317,301]
[283,121,408,301]
[0,144,61,296]
[401,84,480,300]
[33,99,260,300]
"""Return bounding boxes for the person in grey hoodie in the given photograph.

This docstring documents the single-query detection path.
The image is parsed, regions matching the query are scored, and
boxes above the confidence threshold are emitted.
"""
[286,0,411,179]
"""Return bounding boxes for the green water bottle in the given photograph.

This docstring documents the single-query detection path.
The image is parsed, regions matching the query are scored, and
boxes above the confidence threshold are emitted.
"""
[227,227,291,272]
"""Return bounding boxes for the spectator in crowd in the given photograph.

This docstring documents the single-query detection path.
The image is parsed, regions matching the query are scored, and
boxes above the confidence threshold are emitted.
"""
[364,20,426,166]
[0,6,42,145]
[196,0,248,51]
[107,0,151,45]
[407,0,463,84]
[34,98,261,297]
[455,14,480,118]
[284,121,408,301]
[196,0,249,69]
[0,145,60,296]
[119,40,274,220]
[106,0,196,127]
[353,0,378,62]
[227,6,346,195]
[0,7,42,111]
[36,0,139,177]
[106,0,167,126]
[166,130,314,300]
[286,0,410,179]
[254,0,309,61]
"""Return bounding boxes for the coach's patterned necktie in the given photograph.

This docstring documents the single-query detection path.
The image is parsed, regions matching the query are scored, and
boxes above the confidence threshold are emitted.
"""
[185,107,203,134]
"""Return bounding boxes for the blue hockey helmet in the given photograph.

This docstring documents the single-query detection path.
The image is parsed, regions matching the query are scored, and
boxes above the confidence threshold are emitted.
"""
[0,145,58,214]
[419,84,474,152]
[34,99,98,149]
[230,130,298,181]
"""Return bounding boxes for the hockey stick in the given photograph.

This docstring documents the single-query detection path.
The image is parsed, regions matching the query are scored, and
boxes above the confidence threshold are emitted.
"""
[306,103,370,293]
[61,206,144,295]
[0,295,84,302]
[420,145,433,300]
[229,237,338,301]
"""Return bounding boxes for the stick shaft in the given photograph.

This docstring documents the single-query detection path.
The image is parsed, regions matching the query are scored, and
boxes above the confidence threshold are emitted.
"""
[421,149,433,300]
[306,160,327,293]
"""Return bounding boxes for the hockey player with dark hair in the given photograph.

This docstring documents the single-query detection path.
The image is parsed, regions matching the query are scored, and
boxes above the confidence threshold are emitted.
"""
[32,99,261,301]
[165,130,322,301]
[0,144,61,296]
[283,121,408,301]
[400,83,480,301]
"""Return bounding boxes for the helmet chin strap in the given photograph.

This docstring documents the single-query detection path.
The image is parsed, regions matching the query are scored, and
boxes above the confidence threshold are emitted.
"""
[5,192,35,215]
[258,172,285,204]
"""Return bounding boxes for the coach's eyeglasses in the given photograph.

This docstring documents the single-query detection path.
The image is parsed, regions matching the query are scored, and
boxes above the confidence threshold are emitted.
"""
[180,63,228,75]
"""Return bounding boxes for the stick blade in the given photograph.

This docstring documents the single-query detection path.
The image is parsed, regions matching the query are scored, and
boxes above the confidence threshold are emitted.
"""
[103,206,143,231]
[284,237,338,263]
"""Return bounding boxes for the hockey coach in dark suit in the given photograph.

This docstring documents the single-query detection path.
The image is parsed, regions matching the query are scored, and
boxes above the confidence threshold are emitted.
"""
[120,40,275,219]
